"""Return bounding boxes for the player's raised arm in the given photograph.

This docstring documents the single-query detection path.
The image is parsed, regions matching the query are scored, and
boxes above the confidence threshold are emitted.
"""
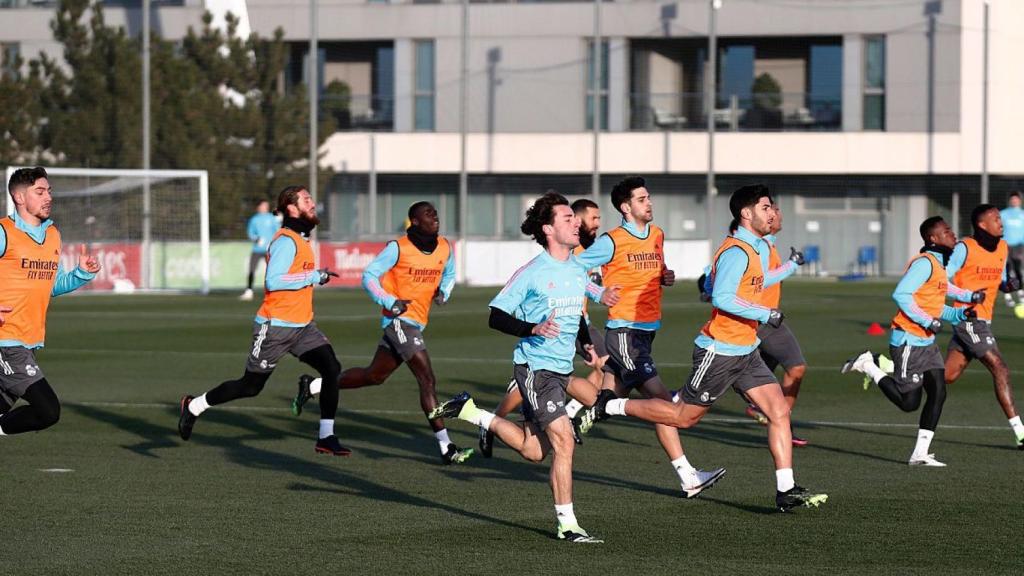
[51,244,99,297]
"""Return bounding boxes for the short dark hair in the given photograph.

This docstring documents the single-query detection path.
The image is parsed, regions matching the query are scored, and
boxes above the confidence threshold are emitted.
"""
[919,215,945,242]
[275,185,307,215]
[611,176,646,215]
[1010,191,1022,200]
[408,201,433,222]
[8,166,48,198]
[729,184,773,221]
[971,203,998,232]
[521,192,570,247]
[571,198,599,215]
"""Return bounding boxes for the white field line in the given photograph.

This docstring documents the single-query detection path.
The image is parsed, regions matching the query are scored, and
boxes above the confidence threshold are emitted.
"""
[67,400,1010,431]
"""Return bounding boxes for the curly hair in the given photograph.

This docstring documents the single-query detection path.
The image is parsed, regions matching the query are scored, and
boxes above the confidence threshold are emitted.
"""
[275,185,308,216]
[521,192,570,247]
[611,176,646,215]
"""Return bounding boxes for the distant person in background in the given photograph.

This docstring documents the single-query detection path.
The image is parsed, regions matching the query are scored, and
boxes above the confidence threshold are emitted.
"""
[240,199,280,301]
[1000,192,1024,308]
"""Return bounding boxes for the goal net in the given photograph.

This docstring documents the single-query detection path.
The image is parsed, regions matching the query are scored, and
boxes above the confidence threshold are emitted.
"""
[4,167,210,294]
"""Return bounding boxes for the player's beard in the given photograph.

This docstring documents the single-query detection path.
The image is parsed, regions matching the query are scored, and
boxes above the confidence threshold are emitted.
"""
[300,210,320,227]
[579,228,597,249]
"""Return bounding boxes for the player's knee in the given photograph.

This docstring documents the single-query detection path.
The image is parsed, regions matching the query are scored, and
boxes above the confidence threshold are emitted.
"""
[36,397,61,429]
[239,372,268,397]
[765,403,791,423]
[788,365,806,383]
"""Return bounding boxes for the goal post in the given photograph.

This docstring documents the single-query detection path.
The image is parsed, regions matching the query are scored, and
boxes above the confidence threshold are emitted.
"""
[3,167,210,294]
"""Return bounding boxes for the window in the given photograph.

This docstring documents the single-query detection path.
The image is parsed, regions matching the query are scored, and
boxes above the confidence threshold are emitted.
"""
[863,36,885,130]
[413,40,435,131]
[585,39,609,130]
[0,42,19,78]
[796,195,879,214]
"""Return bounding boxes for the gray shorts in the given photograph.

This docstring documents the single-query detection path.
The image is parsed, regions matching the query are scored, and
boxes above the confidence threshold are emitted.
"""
[1011,245,1024,261]
[575,324,609,361]
[0,346,46,401]
[245,321,330,373]
[602,327,658,388]
[680,346,778,407]
[889,342,944,393]
[378,319,427,362]
[514,363,569,430]
[948,320,998,360]
[757,322,806,371]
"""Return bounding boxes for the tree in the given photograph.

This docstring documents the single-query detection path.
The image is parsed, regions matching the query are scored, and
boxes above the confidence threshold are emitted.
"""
[0,49,44,166]
[751,73,782,110]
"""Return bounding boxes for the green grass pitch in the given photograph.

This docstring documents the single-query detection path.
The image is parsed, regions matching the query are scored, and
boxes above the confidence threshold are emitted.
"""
[1,281,1021,574]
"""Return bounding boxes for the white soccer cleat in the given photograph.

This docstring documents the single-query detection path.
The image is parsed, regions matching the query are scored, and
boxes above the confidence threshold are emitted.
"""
[841,350,875,375]
[908,453,947,467]
[239,288,254,301]
[681,467,727,499]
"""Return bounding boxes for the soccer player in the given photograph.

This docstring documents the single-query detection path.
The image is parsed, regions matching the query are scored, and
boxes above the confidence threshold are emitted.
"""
[1000,192,1024,308]
[0,167,100,435]
[478,198,609,458]
[240,199,280,301]
[842,216,982,466]
[944,204,1024,448]
[745,202,810,446]
[590,184,827,512]
[576,176,725,498]
[432,192,606,542]
[178,185,349,455]
[290,202,472,464]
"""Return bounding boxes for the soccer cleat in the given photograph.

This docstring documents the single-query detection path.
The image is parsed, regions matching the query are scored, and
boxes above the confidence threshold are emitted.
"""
[1017,438,1024,451]
[478,426,494,458]
[681,467,727,499]
[745,404,769,426]
[178,395,197,441]
[908,452,946,467]
[791,434,809,447]
[291,374,315,417]
[570,416,584,445]
[441,443,474,465]
[776,485,828,512]
[575,406,597,436]
[239,288,254,301]
[315,435,352,456]
[589,389,618,422]
[429,391,473,420]
[841,350,874,375]
[557,526,603,543]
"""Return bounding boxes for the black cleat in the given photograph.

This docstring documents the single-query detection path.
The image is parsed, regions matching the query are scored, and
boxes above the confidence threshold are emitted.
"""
[178,395,197,441]
[570,416,584,445]
[479,426,494,458]
[428,391,473,420]
[590,389,618,422]
[441,443,474,465]
[776,485,828,512]
[315,435,352,456]
[1017,438,1024,451]
[292,374,315,417]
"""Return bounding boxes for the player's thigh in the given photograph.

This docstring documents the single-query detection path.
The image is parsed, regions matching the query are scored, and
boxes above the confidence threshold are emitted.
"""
[735,353,784,418]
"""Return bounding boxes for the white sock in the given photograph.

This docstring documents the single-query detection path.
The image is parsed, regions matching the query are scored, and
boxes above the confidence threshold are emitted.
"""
[477,411,496,431]
[309,377,323,396]
[860,360,888,384]
[0,424,6,436]
[435,428,451,451]
[912,429,935,457]
[319,419,334,439]
[565,399,584,419]
[1009,416,1024,441]
[606,398,628,416]
[775,468,795,492]
[188,394,210,417]
[554,503,577,528]
[671,455,695,479]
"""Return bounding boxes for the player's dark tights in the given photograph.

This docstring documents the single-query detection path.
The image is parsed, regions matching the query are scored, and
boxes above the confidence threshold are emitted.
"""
[0,379,60,434]
[299,345,341,421]
[206,371,271,405]
[878,369,947,431]
[247,270,255,290]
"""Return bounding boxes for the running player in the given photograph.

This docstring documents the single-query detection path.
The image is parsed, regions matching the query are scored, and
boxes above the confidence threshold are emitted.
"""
[178,185,349,456]
[240,199,280,301]
[0,167,100,435]
[576,176,725,498]
[590,184,827,512]
[745,202,810,446]
[478,198,609,457]
[1000,192,1024,308]
[842,216,982,466]
[944,204,1024,448]
[433,192,606,542]
[290,202,472,464]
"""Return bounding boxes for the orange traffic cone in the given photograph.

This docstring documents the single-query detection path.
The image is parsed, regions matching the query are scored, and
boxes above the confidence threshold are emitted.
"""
[866,322,886,336]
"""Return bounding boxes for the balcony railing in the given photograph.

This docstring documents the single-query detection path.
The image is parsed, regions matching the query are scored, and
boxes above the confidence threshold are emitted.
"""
[630,92,842,132]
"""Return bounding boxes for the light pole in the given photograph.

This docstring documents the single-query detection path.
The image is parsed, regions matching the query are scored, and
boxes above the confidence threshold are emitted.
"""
[981,0,990,204]
[705,0,720,254]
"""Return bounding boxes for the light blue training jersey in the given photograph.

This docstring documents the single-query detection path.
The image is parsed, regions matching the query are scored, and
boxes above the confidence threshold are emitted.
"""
[1001,206,1024,247]
[247,212,281,255]
[490,250,596,375]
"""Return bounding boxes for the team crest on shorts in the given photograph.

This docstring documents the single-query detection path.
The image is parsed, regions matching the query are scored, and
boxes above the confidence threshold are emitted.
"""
[414,337,423,346]
[700,391,710,403]
[546,401,557,413]
[25,364,37,377]
[643,362,654,374]
[912,374,920,383]
[986,337,994,345]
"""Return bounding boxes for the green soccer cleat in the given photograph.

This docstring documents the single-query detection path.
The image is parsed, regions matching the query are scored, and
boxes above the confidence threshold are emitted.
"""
[429,391,475,421]
[441,443,474,465]
[292,374,315,416]
[776,485,828,512]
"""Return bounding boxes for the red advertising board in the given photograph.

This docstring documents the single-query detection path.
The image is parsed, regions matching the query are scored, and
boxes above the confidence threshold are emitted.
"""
[60,243,142,291]
[317,241,389,287]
